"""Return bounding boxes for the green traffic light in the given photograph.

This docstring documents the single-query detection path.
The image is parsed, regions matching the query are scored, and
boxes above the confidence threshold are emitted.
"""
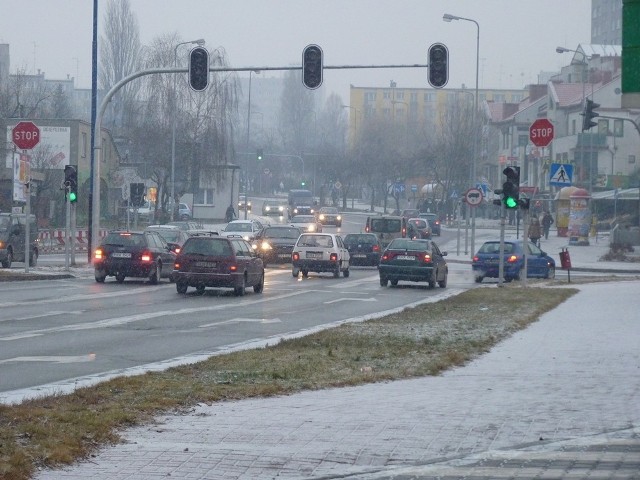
[505,196,517,208]
[69,192,77,203]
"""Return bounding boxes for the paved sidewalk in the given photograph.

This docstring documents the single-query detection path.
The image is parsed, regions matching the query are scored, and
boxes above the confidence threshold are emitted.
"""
[34,279,640,479]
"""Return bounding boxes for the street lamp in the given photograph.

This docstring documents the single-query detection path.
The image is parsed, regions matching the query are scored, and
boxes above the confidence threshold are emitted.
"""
[341,104,361,144]
[444,12,480,257]
[171,38,205,221]
[245,69,261,218]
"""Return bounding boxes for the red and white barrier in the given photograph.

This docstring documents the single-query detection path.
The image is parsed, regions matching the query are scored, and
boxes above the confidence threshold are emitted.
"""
[38,229,108,253]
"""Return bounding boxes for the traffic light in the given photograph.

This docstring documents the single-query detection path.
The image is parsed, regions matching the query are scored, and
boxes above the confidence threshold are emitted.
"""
[302,44,323,89]
[189,46,209,92]
[502,166,520,209]
[581,98,600,131]
[428,43,449,88]
[130,183,145,208]
[257,148,263,161]
[64,165,78,203]
[301,181,306,187]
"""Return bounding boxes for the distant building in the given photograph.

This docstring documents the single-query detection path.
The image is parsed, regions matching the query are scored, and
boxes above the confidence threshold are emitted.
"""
[591,0,622,45]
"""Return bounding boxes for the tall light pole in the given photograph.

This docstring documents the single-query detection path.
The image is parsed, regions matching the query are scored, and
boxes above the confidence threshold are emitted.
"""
[171,38,205,221]
[245,70,261,218]
[444,13,480,256]
[341,104,360,145]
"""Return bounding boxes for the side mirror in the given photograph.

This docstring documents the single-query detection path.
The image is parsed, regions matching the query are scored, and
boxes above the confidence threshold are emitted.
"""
[442,251,448,257]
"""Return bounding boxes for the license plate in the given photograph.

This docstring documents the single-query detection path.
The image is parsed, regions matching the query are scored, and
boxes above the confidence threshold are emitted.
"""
[353,254,366,258]
[306,252,323,259]
[112,252,131,258]
[195,261,217,268]
[278,254,290,258]
[397,255,415,260]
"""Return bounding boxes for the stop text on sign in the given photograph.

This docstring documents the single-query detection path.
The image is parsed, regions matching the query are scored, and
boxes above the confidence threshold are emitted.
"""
[530,127,553,140]
[13,130,39,142]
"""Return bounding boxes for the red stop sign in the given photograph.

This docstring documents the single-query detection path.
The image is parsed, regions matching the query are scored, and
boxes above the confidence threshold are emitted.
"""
[12,121,41,150]
[529,118,554,147]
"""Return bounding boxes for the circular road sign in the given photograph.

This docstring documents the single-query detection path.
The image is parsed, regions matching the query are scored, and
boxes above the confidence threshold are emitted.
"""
[529,118,554,147]
[464,187,483,207]
[12,121,41,150]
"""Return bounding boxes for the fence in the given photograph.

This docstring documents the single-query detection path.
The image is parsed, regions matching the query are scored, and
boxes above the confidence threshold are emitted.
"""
[38,229,108,253]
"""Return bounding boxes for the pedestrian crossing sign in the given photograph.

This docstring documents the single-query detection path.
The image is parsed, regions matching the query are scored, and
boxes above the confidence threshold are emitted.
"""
[549,163,573,186]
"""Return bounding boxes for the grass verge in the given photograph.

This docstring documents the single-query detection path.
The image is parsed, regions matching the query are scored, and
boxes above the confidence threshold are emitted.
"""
[0,285,576,480]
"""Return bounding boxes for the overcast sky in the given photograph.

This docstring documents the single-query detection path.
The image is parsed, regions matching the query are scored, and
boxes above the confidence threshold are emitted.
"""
[1,0,592,101]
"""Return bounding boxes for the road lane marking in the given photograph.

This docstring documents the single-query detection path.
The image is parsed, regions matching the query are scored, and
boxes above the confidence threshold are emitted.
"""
[324,297,377,304]
[0,354,96,365]
[199,317,282,328]
[0,291,308,341]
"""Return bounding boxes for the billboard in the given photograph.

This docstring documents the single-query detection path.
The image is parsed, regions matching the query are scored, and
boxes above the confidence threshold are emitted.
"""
[5,125,70,170]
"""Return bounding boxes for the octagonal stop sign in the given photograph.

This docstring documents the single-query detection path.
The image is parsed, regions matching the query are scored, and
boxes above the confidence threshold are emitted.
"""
[12,121,41,150]
[529,118,554,147]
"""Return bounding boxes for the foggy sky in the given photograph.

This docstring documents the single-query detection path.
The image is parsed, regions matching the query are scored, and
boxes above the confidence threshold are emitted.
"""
[0,0,591,101]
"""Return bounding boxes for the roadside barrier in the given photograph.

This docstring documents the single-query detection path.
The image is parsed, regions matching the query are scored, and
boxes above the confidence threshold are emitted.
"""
[38,229,108,253]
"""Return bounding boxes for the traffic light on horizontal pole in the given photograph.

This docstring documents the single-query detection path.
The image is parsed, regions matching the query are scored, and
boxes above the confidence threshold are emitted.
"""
[502,166,520,209]
[302,44,323,89]
[428,43,449,88]
[64,165,78,203]
[581,98,600,131]
[189,46,209,92]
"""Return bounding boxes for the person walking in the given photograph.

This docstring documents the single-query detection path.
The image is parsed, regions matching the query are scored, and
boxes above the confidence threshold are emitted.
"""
[225,204,236,223]
[528,215,542,247]
[541,210,554,240]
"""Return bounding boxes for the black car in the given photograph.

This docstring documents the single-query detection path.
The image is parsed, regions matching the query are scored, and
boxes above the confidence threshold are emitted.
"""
[316,207,342,227]
[419,213,441,236]
[343,233,382,266]
[252,225,303,266]
[94,230,176,283]
[173,235,264,296]
[378,238,448,288]
[407,218,432,239]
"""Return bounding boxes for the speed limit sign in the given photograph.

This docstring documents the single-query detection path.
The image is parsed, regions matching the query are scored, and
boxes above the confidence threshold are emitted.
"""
[464,188,483,207]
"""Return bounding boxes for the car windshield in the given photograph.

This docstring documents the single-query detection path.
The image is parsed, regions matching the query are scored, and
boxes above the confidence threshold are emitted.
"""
[370,218,401,233]
[321,207,338,214]
[182,238,232,256]
[298,234,333,248]
[478,242,515,254]
[344,234,376,245]
[291,216,314,223]
[225,223,252,232]
[150,229,180,243]
[388,238,430,251]
[102,232,145,247]
[264,227,300,239]
[410,219,428,228]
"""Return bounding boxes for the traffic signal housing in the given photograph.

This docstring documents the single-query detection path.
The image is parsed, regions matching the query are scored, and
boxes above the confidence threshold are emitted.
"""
[64,165,78,203]
[130,183,145,208]
[189,46,209,92]
[302,44,323,89]
[502,166,520,209]
[428,43,449,88]
[257,148,263,161]
[581,98,600,131]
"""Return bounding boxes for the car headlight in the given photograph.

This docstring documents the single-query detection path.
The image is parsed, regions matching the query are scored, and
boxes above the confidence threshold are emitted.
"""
[310,209,315,214]
[278,206,284,212]
[247,202,252,207]
[336,215,342,220]
[265,206,271,211]
[319,214,326,220]
[243,235,250,241]
[308,225,316,232]
[261,241,273,251]
[293,208,298,214]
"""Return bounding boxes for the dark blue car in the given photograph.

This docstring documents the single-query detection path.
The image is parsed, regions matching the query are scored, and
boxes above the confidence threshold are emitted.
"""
[472,240,555,283]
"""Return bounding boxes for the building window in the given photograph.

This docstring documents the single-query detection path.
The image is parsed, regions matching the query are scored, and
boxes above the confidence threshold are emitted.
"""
[410,92,417,101]
[571,119,576,135]
[383,90,391,99]
[81,132,87,158]
[365,91,376,102]
[597,119,610,135]
[395,91,404,100]
[629,155,636,164]
[424,92,435,102]
[614,119,624,137]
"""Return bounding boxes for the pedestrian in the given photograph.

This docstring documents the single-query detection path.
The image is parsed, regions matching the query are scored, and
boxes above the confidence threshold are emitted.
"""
[528,215,542,247]
[225,204,236,223]
[541,210,554,239]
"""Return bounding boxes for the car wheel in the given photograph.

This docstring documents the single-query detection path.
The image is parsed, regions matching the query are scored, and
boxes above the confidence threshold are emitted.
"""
[29,250,38,267]
[196,285,206,294]
[180,214,189,220]
[253,272,264,293]
[1,249,12,268]
[115,273,125,283]
[390,279,398,286]
[343,267,350,278]
[95,269,107,283]
[546,266,556,280]
[428,272,436,289]
[474,275,484,283]
[302,269,309,278]
[514,267,525,281]
[292,267,300,277]
[234,275,246,296]
[438,272,447,288]
[333,264,340,278]
[379,276,388,287]
[149,262,161,285]
[176,282,188,294]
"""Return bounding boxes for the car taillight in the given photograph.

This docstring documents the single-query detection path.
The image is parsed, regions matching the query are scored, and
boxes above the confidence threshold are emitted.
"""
[229,264,238,272]
[507,255,519,263]
[373,245,380,252]
[435,221,440,225]
[174,262,180,269]
[94,248,103,260]
[330,253,338,261]
[141,252,152,262]
[292,252,300,261]
[381,254,389,261]
[365,226,369,232]
[472,255,479,262]
[174,247,181,254]
[422,254,432,263]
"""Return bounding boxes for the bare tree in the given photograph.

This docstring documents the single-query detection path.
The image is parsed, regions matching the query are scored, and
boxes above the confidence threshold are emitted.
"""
[278,69,316,156]
[99,0,143,133]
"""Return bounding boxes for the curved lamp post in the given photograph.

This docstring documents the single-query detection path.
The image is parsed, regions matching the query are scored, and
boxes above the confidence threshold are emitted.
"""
[444,12,480,257]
